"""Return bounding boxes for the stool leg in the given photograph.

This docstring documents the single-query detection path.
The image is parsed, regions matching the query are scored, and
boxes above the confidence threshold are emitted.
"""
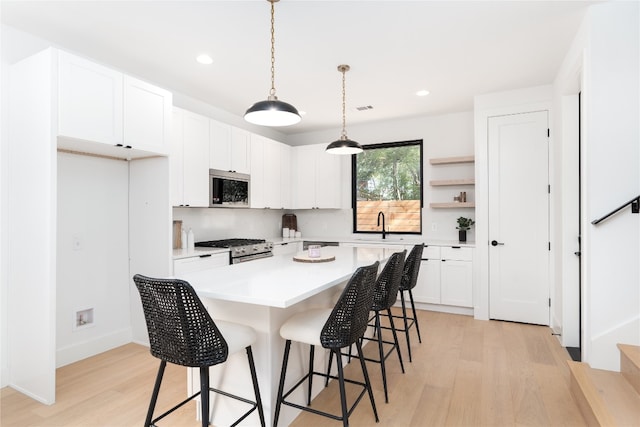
[144,360,166,427]
[334,349,349,427]
[400,291,413,362]
[387,308,405,374]
[325,351,333,387]
[355,340,379,422]
[273,340,292,427]
[307,345,315,406]
[374,311,389,403]
[200,366,210,427]
[408,289,422,343]
[245,346,266,427]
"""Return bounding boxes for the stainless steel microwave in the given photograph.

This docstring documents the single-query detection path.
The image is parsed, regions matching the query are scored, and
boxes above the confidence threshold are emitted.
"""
[209,169,250,208]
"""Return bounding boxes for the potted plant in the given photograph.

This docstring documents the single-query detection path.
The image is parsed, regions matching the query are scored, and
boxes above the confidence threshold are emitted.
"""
[456,217,475,242]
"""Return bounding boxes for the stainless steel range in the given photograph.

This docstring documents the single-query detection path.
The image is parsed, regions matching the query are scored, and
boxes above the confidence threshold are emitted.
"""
[195,238,274,264]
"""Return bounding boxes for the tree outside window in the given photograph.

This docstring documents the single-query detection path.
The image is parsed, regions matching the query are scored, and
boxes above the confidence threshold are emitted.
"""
[352,140,423,234]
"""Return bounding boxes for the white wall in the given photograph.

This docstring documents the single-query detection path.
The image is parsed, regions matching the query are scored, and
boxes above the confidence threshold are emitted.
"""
[56,153,132,367]
[581,0,639,371]
[287,111,476,242]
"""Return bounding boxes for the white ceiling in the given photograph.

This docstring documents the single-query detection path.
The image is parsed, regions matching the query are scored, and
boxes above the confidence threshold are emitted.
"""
[1,1,596,135]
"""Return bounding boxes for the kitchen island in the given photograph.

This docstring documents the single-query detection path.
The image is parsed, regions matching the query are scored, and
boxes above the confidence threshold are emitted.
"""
[177,245,401,426]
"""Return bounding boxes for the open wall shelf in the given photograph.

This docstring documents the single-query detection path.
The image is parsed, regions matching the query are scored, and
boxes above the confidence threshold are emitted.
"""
[429,156,475,165]
[429,179,475,186]
[430,202,476,208]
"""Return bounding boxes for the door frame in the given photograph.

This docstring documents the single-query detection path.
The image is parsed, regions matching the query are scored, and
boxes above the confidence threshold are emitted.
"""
[473,86,553,321]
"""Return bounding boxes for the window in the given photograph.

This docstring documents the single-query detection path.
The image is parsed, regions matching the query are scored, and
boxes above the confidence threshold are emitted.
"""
[352,140,423,234]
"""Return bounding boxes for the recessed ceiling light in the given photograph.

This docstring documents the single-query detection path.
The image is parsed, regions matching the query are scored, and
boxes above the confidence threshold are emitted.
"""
[416,90,430,97]
[196,54,213,65]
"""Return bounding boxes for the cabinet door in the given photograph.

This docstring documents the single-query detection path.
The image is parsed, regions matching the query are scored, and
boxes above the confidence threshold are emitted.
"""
[263,138,282,209]
[440,260,473,307]
[123,75,172,154]
[173,253,229,275]
[231,127,251,174]
[314,145,342,208]
[413,258,441,304]
[250,135,266,208]
[58,50,123,145]
[292,145,316,209]
[280,144,292,208]
[209,119,232,171]
[182,111,210,207]
[170,108,185,206]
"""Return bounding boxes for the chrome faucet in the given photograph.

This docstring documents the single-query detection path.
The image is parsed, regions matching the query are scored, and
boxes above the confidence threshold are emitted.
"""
[377,211,386,239]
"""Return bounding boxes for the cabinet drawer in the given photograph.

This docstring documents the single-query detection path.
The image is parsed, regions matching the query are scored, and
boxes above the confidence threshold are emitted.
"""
[441,246,472,261]
[173,253,229,275]
[422,246,441,260]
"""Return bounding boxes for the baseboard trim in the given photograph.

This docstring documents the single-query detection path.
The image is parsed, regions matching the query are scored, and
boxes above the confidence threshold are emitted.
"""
[56,328,132,368]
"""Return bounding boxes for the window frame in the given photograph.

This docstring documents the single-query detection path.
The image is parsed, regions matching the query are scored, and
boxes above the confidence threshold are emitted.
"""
[351,139,424,236]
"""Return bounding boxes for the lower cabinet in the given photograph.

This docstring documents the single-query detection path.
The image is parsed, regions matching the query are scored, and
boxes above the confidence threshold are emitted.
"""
[272,241,303,256]
[173,252,229,275]
[413,245,473,308]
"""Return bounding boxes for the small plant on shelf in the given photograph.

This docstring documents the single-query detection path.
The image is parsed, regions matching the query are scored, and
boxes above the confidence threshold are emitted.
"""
[456,217,475,242]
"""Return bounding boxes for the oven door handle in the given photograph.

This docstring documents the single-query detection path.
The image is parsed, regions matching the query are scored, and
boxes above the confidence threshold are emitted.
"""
[232,252,273,264]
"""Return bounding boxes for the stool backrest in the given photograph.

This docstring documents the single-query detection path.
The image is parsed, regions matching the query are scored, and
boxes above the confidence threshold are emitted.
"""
[400,244,424,291]
[372,250,406,311]
[320,261,379,349]
[133,274,228,367]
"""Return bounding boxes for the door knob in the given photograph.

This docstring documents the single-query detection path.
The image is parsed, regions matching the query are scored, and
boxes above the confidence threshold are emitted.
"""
[491,240,504,246]
[574,251,581,256]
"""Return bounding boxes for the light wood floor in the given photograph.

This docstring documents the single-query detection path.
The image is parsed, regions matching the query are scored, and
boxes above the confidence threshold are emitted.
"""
[1,310,586,426]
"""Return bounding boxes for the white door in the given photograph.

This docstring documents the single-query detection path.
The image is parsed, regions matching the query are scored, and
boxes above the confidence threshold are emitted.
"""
[488,111,550,325]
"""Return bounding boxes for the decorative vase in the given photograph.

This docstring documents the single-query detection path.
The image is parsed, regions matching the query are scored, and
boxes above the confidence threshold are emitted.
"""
[458,230,467,242]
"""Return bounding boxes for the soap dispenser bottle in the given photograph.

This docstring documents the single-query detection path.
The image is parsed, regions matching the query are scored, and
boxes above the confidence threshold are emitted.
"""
[181,228,187,249]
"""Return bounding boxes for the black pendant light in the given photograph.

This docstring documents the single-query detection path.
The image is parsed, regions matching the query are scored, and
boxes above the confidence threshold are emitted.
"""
[245,0,301,127]
[326,64,363,154]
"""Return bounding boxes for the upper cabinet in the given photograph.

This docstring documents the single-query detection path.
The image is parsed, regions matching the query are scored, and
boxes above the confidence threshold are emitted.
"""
[209,120,250,174]
[123,76,172,154]
[292,144,342,209]
[57,50,172,159]
[171,108,210,207]
[250,135,290,209]
[58,50,123,145]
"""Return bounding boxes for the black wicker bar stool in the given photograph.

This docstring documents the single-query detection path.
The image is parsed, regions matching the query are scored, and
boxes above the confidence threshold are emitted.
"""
[133,274,265,427]
[390,244,424,362]
[273,262,380,427]
[360,249,406,403]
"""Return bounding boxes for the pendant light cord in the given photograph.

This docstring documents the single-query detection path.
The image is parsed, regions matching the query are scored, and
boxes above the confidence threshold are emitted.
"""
[269,0,277,97]
[341,69,347,138]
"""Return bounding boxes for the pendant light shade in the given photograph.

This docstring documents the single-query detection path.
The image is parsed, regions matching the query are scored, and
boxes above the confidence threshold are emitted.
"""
[326,64,363,155]
[245,0,301,127]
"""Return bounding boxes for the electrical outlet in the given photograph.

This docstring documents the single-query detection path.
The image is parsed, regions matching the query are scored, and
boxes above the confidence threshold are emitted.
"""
[431,222,438,231]
[72,234,82,251]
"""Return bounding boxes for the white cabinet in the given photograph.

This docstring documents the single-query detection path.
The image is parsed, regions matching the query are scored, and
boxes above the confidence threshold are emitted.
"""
[292,144,342,209]
[170,108,210,207]
[210,122,250,174]
[272,241,302,256]
[413,246,442,303]
[413,245,473,308]
[57,49,172,159]
[58,50,123,145]
[251,135,289,209]
[173,253,229,275]
[440,247,473,307]
[123,75,172,154]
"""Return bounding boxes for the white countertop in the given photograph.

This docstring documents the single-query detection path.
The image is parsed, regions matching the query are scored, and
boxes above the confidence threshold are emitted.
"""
[177,245,402,308]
